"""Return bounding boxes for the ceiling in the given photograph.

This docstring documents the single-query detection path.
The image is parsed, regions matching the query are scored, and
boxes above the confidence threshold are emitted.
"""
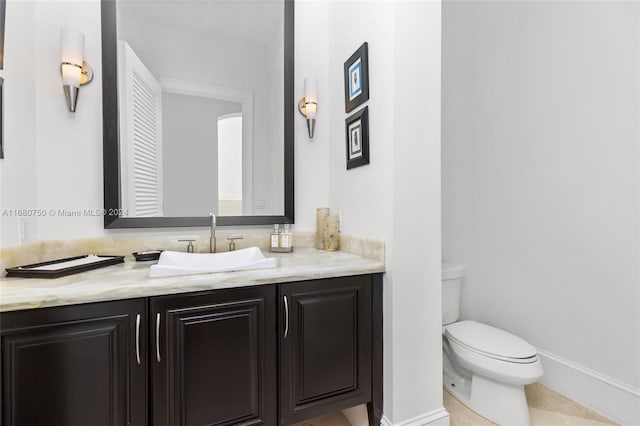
[117,0,284,46]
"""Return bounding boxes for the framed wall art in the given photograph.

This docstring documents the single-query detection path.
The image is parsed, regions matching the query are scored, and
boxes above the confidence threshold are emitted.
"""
[345,106,369,170]
[343,42,369,113]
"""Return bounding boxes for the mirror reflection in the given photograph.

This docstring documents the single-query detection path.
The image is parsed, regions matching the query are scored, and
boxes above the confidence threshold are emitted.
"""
[115,0,285,218]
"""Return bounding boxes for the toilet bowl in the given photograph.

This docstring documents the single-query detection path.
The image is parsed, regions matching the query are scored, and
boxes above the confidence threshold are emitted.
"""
[442,264,543,425]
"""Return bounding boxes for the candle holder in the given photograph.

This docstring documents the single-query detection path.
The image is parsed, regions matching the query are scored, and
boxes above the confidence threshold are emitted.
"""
[323,214,340,251]
[316,207,330,249]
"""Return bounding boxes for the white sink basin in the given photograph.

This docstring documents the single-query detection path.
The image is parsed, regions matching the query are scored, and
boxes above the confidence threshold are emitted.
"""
[149,247,277,277]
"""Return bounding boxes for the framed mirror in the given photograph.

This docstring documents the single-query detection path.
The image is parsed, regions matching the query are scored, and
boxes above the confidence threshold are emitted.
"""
[101,0,294,228]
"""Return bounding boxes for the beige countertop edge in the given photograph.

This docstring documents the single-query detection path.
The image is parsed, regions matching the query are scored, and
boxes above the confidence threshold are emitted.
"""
[0,249,385,312]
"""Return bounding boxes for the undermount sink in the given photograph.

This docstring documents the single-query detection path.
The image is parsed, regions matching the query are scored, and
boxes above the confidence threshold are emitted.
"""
[149,247,278,277]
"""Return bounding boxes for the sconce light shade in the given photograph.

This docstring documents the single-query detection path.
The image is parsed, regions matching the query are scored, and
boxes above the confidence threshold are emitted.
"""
[304,77,317,120]
[298,77,318,139]
[60,29,84,87]
[60,28,93,113]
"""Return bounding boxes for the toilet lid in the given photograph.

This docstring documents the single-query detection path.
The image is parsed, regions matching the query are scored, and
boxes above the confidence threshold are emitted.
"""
[445,321,537,361]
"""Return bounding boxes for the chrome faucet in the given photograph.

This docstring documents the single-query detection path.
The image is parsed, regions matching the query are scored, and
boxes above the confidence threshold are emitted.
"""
[178,239,195,253]
[209,212,217,253]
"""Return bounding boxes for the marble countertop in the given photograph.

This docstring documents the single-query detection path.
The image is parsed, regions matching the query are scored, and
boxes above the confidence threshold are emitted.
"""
[0,249,385,312]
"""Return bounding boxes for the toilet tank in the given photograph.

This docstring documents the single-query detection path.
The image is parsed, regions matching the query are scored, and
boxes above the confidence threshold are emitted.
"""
[442,263,466,325]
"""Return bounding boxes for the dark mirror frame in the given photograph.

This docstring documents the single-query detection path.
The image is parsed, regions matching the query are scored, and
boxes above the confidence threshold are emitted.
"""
[101,0,294,228]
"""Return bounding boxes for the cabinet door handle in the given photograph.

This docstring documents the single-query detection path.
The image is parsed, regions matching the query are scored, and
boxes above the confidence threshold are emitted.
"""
[155,312,161,363]
[283,295,289,338]
[135,314,141,365]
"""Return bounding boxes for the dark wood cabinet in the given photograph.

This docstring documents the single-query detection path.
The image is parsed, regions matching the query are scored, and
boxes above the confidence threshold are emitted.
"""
[1,274,382,426]
[0,298,147,426]
[279,275,382,426]
[150,285,277,426]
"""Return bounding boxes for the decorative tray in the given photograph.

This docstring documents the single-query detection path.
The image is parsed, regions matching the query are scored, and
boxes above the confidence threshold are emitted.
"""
[5,255,125,279]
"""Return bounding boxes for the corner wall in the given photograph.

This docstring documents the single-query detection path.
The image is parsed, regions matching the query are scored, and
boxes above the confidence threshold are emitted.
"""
[442,2,640,424]
[328,1,444,424]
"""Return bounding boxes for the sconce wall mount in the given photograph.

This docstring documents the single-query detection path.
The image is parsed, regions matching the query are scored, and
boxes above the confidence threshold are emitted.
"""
[298,77,318,139]
[298,98,317,139]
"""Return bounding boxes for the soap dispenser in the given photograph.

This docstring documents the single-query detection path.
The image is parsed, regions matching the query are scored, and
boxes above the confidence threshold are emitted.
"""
[270,224,280,251]
[280,224,293,252]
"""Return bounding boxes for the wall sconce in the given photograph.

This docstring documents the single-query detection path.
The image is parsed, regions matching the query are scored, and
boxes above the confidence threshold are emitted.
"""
[60,28,93,113]
[298,77,318,139]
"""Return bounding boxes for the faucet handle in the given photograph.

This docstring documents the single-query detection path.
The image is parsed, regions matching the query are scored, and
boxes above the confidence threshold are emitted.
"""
[178,239,196,253]
[227,235,244,251]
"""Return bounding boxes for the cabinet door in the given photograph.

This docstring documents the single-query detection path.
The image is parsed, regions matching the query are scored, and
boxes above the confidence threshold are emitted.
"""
[279,276,372,424]
[151,285,276,426]
[0,298,148,426]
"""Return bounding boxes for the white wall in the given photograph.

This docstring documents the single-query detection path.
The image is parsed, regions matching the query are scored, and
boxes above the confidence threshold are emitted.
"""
[390,3,442,422]
[34,0,104,241]
[328,1,444,424]
[442,1,640,424]
[293,0,331,231]
[0,0,37,247]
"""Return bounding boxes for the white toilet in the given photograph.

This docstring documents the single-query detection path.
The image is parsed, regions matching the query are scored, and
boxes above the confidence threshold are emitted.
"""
[442,263,543,426]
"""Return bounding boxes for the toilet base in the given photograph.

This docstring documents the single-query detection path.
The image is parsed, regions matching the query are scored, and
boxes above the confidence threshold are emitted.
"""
[444,351,533,426]
[470,375,531,426]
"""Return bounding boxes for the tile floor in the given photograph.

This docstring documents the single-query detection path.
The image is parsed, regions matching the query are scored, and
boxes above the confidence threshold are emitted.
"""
[293,411,352,426]
[293,383,618,426]
[445,383,617,426]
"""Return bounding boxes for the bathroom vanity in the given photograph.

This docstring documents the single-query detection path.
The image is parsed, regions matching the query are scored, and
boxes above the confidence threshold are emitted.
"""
[0,250,384,426]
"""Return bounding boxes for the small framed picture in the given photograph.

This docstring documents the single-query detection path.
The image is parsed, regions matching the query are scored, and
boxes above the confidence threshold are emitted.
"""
[345,106,369,170]
[343,42,369,113]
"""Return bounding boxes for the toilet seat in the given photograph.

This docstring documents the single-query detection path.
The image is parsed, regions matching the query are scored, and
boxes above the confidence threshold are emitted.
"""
[443,320,543,386]
[444,320,538,364]
[445,337,544,386]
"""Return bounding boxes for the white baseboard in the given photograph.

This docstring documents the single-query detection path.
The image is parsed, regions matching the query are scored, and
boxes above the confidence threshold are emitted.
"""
[381,407,450,426]
[537,348,640,426]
